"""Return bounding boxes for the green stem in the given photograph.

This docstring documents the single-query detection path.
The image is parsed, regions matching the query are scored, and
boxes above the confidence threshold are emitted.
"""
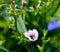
[40,30,47,52]
[23,14,25,22]
[40,37,45,52]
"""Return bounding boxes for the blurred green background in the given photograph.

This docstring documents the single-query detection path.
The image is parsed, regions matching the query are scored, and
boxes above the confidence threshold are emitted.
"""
[0,0,60,52]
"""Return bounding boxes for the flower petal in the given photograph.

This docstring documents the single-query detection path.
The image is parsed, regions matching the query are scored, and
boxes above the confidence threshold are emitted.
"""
[24,32,29,38]
[33,29,38,37]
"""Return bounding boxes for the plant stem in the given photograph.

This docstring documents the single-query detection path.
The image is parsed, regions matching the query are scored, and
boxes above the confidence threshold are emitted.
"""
[40,37,45,52]
[40,30,47,52]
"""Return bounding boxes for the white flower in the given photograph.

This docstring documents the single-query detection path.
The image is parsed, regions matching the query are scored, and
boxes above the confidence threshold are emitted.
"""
[24,29,38,41]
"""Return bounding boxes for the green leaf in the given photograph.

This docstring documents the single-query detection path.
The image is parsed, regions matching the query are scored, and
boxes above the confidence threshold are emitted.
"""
[37,45,42,51]
[0,46,9,52]
[17,15,27,34]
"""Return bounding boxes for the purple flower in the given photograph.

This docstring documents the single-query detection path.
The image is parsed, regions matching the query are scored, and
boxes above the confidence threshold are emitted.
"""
[24,29,38,41]
[47,20,60,31]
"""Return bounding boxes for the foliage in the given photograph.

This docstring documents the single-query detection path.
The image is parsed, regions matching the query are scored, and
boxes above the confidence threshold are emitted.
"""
[0,0,60,52]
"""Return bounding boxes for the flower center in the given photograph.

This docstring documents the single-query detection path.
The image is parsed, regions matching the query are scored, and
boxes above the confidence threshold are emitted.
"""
[30,35,34,40]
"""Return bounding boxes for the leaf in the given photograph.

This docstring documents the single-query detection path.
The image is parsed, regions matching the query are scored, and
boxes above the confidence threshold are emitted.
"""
[37,45,42,51]
[0,46,9,52]
[17,15,27,34]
